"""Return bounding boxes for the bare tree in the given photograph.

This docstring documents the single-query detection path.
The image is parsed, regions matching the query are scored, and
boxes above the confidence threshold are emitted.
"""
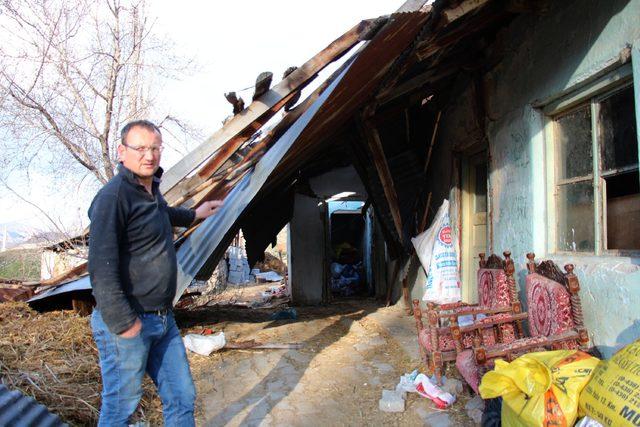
[0,0,199,185]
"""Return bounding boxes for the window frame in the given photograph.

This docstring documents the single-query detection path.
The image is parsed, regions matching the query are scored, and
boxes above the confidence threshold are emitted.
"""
[544,63,639,256]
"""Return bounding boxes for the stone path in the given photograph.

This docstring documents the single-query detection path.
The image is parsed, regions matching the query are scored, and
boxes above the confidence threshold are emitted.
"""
[177,301,478,426]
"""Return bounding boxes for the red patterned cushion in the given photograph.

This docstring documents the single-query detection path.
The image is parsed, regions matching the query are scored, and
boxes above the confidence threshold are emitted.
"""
[456,350,480,393]
[526,273,574,337]
[477,268,511,308]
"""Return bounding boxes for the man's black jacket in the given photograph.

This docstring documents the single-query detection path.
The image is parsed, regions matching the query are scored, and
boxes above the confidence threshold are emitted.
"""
[88,164,195,334]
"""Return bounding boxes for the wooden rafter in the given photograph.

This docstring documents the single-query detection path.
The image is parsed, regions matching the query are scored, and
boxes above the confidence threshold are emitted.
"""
[361,121,404,241]
[174,54,355,210]
[161,18,387,205]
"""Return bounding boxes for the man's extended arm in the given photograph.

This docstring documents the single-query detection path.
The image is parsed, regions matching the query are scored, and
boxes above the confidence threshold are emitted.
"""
[88,191,138,335]
[166,200,224,227]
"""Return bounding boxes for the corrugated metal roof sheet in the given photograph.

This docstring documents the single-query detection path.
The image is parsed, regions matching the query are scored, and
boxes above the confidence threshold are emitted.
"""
[0,384,66,426]
[28,276,91,303]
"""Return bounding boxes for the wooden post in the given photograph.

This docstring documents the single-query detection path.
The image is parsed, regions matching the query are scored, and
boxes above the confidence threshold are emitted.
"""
[479,252,487,268]
[450,315,463,353]
[472,335,488,378]
[427,302,442,383]
[504,251,524,337]
[412,299,424,332]
[526,252,536,274]
[413,299,428,365]
[362,123,404,241]
[564,264,590,349]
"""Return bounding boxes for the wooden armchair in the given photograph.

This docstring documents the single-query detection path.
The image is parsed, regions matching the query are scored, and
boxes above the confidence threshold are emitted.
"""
[412,251,527,385]
[462,254,590,392]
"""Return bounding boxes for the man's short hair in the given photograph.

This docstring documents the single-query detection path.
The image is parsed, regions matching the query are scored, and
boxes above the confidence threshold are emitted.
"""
[120,120,162,145]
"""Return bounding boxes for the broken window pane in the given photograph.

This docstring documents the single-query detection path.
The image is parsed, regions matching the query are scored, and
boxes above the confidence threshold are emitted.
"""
[606,170,640,250]
[600,85,638,172]
[556,182,594,252]
[556,107,593,180]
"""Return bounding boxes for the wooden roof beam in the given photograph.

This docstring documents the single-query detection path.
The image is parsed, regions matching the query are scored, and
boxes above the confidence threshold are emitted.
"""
[160,17,388,203]
[360,119,404,241]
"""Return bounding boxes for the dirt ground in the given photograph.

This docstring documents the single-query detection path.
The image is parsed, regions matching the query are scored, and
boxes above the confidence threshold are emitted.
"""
[0,286,479,426]
[176,296,478,426]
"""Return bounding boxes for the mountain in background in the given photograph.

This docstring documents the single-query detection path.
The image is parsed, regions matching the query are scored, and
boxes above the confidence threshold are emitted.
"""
[0,221,44,250]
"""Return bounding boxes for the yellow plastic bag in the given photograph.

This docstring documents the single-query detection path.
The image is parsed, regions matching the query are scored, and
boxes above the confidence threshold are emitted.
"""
[579,340,640,426]
[479,350,599,427]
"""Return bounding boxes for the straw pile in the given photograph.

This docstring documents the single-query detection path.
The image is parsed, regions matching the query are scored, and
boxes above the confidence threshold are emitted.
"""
[0,302,162,425]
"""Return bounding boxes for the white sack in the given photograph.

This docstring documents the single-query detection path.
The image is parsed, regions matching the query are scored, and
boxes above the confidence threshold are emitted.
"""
[183,332,226,356]
[411,199,461,304]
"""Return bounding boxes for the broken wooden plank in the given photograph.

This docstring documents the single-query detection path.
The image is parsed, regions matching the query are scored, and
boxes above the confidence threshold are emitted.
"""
[160,18,387,202]
[170,53,355,211]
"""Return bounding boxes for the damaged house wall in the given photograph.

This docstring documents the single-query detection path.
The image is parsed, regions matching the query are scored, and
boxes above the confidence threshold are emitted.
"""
[411,0,640,358]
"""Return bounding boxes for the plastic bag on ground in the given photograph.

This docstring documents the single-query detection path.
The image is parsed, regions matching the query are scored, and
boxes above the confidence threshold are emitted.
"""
[411,199,461,304]
[414,373,456,409]
[397,370,418,394]
[183,332,226,356]
[479,350,599,427]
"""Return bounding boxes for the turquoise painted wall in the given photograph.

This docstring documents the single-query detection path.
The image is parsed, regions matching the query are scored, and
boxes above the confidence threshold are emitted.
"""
[414,0,640,357]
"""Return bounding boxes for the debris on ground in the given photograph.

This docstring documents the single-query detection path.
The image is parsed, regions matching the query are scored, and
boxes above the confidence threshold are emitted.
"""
[269,307,297,320]
[255,271,284,283]
[465,395,484,424]
[183,332,303,356]
[260,283,287,299]
[0,298,480,425]
[414,373,456,409]
[254,252,287,275]
[379,389,405,412]
[438,376,464,396]
[330,261,363,297]
[183,332,226,356]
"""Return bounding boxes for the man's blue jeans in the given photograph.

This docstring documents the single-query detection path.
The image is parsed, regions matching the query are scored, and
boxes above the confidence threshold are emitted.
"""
[91,309,196,427]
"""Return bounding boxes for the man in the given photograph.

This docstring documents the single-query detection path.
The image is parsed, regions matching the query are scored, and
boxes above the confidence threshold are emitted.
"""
[88,120,222,426]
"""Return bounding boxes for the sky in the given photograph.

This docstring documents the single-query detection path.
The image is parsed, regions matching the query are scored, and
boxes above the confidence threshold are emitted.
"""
[0,0,406,232]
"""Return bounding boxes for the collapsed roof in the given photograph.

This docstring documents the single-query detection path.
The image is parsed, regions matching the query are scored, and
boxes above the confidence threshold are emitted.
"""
[29,0,544,305]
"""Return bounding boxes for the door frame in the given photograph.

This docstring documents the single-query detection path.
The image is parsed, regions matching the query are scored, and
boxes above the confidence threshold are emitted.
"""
[460,147,489,303]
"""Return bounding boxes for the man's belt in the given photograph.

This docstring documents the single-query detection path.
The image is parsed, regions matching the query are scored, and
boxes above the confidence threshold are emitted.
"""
[143,308,170,316]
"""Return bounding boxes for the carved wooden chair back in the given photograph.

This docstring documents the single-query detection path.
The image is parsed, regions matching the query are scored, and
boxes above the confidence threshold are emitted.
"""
[525,253,590,349]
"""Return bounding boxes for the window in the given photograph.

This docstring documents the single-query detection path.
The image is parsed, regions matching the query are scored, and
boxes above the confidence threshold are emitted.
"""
[551,83,638,253]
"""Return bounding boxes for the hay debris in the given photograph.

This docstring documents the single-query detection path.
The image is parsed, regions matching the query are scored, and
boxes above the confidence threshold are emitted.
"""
[0,302,162,425]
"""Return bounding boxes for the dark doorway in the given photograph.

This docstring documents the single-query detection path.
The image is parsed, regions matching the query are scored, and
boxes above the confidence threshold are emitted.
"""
[328,201,368,298]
